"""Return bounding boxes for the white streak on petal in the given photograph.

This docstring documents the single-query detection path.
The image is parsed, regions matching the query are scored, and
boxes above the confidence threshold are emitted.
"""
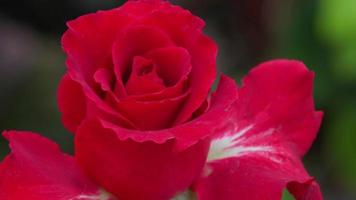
[70,189,114,200]
[207,126,277,162]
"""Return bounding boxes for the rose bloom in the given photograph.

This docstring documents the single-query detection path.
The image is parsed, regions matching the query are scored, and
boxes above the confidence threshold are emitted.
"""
[0,1,323,200]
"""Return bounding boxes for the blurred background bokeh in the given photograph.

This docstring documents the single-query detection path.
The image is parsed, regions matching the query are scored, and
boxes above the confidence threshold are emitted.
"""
[0,0,355,199]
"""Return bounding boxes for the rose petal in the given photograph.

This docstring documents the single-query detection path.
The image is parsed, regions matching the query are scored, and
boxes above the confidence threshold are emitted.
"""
[173,34,217,125]
[57,73,87,132]
[58,72,138,132]
[194,60,323,200]
[0,131,114,200]
[94,67,115,93]
[125,77,188,102]
[62,9,132,88]
[138,3,205,46]
[75,119,210,200]
[74,75,239,200]
[112,25,174,97]
[119,0,174,18]
[114,91,189,130]
[145,46,192,86]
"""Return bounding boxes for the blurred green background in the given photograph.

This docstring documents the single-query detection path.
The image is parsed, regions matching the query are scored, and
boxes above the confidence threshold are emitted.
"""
[0,0,355,199]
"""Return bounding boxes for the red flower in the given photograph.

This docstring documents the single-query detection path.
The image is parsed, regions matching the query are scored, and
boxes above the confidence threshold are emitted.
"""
[0,0,323,199]
[58,0,217,132]
[57,1,226,199]
[194,60,323,200]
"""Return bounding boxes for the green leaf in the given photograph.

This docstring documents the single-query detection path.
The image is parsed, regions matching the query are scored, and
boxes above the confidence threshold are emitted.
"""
[281,189,295,200]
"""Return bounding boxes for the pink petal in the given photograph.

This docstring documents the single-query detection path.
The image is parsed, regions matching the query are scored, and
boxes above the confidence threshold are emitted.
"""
[194,60,323,200]
[0,131,114,200]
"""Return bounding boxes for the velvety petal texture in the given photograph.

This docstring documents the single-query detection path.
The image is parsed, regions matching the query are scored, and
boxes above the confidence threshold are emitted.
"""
[0,131,115,200]
[194,60,323,200]
[75,76,239,200]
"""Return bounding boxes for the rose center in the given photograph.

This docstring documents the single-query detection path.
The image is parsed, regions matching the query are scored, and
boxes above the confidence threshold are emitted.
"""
[137,63,154,76]
[124,56,166,95]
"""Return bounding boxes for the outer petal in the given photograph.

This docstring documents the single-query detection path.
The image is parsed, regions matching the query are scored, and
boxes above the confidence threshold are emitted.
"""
[173,34,217,124]
[194,60,323,200]
[57,73,137,132]
[75,119,210,200]
[62,8,132,87]
[113,91,189,130]
[236,59,322,157]
[74,75,239,200]
[119,0,176,18]
[0,131,114,200]
[59,6,138,132]
[57,74,87,132]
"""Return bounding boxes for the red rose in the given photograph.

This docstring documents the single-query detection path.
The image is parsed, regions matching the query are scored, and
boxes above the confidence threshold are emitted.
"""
[58,0,232,199]
[59,0,217,132]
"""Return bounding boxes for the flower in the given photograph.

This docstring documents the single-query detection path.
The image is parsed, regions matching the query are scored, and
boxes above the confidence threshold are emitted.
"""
[0,0,323,199]
[57,1,231,199]
[193,60,323,200]
[58,0,217,132]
